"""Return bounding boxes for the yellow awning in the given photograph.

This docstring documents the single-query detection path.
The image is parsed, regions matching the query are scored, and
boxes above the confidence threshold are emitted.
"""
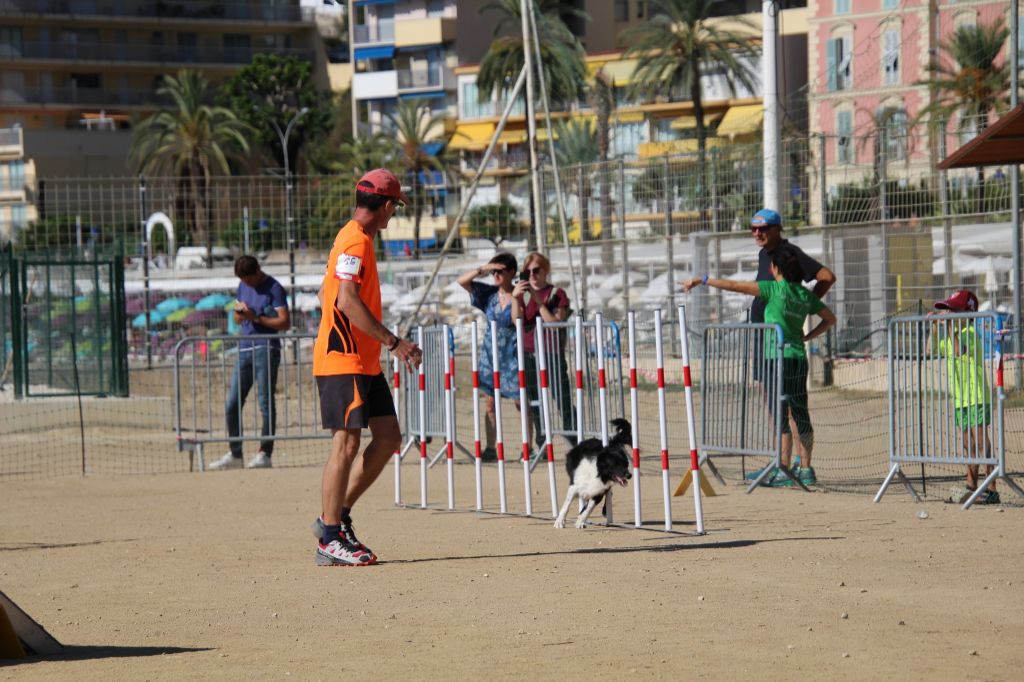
[588,58,638,87]
[669,111,724,130]
[612,111,645,124]
[449,122,495,150]
[638,138,728,158]
[497,129,527,145]
[536,127,558,141]
[716,105,763,138]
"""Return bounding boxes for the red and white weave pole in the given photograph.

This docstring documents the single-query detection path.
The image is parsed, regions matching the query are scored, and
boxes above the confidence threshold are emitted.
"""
[678,305,705,534]
[392,324,402,506]
[491,319,508,513]
[471,320,483,510]
[594,312,611,523]
[627,312,642,527]
[653,310,672,531]
[536,319,559,517]
[418,325,427,509]
[442,324,455,511]
[515,318,533,516]
[574,315,585,443]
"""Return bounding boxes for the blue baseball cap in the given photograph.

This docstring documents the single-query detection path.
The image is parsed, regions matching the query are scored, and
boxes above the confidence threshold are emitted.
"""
[751,209,782,228]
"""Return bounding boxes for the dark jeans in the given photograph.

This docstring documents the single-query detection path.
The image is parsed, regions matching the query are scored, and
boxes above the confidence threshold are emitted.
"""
[225,346,281,456]
[525,352,577,450]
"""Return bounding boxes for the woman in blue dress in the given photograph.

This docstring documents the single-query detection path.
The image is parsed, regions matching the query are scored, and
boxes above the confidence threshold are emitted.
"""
[458,252,522,460]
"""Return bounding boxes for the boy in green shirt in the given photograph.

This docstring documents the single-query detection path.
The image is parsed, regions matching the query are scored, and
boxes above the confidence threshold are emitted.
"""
[930,289,999,504]
[683,244,836,485]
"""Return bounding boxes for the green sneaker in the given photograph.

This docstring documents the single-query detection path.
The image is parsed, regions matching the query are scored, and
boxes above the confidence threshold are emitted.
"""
[767,469,794,487]
[798,466,817,486]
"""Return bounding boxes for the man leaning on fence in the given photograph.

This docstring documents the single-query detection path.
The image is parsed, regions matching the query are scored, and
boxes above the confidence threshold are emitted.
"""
[209,255,291,471]
[312,169,422,567]
[749,209,836,481]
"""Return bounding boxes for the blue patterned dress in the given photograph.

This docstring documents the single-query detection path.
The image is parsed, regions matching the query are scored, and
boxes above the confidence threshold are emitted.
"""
[470,282,519,399]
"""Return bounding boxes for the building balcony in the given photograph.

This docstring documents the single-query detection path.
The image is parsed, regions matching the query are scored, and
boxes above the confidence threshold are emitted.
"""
[396,64,453,93]
[352,20,395,46]
[0,127,24,159]
[0,0,313,23]
[0,85,158,108]
[394,16,455,48]
[0,41,314,66]
[352,70,397,100]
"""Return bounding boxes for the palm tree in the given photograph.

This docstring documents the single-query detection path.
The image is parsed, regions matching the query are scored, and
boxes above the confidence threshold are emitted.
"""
[129,70,250,265]
[623,0,759,230]
[917,19,1010,214]
[387,99,451,260]
[477,0,588,106]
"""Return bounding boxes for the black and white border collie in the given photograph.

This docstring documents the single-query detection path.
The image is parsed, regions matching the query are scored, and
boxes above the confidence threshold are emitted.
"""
[553,419,632,529]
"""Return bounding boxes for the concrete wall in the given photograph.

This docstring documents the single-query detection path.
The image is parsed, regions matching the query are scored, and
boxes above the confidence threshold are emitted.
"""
[24,129,133,177]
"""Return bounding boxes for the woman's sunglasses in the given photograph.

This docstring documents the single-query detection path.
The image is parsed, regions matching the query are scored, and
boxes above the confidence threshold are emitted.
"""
[524,266,544,276]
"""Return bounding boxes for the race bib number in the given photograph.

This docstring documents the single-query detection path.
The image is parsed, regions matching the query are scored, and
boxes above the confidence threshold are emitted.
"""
[335,253,362,282]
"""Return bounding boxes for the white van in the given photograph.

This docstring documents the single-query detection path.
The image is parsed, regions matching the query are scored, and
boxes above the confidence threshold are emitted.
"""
[175,246,234,270]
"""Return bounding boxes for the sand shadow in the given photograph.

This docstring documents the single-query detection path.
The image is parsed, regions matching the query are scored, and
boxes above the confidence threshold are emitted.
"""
[0,539,138,552]
[381,536,843,564]
[1,644,210,665]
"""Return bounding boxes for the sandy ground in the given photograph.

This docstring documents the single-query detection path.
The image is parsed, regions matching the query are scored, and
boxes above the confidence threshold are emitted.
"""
[1,460,1022,681]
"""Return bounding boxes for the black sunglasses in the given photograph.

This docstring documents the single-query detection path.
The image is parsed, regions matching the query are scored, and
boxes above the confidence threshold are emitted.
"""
[750,225,776,234]
[525,266,544,276]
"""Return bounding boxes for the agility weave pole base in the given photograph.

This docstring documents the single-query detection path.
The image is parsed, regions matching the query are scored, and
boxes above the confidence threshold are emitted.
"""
[0,590,63,658]
[673,470,717,498]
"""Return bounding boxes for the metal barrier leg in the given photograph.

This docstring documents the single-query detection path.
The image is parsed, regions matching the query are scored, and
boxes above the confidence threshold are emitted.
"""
[1000,473,1024,499]
[874,464,900,502]
[702,456,726,486]
[196,443,205,472]
[962,469,999,510]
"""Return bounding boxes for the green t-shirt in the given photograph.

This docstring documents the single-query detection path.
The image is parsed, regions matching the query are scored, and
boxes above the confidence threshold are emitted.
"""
[934,326,989,408]
[757,280,825,359]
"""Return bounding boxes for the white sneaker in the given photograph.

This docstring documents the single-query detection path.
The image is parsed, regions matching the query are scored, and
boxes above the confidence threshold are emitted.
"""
[208,452,243,470]
[246,451,272,469]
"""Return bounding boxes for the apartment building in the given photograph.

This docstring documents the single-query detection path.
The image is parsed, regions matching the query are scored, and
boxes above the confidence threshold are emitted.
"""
[808,0,1011,221]
[0,126,37,245]
[451,3,808,232]
[0,0,324,175]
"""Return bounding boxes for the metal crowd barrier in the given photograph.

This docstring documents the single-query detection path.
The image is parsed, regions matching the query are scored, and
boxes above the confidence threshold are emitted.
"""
[696,322,807,492]
[875,312,1024,509]
[530,315,626,463]
[173,333,325,470]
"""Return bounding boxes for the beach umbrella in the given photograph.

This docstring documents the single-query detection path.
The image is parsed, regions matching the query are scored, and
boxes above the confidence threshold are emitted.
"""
[184,309,223,326]
[132,309,167,328]
[166,307,194,324]
[195,293,234,310]
[155,297,193,314]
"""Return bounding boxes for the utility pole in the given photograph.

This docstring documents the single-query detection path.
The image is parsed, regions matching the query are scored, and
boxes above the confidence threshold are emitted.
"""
[520,0,545,252]
[272,106,309,309]
[1012,0,1021,374]
[762,0,781,213]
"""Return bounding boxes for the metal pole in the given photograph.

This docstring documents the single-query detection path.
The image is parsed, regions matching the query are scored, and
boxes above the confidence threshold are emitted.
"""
[1012,0,1021,383]
[762,0,781,212]
[663,156,677,349]
[938,119,953,289]
[140,176,151,370]
[520,0,544,252]
[818,133,828,227]
[577,163,588,315]
[619,158,629,312]
[243,206,250,255]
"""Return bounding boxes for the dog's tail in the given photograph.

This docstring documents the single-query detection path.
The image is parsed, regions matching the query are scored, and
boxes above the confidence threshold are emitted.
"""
[609,418,632,446]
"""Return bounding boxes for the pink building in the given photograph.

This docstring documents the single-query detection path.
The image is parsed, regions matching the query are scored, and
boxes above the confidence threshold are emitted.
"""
[807,0,1012,221]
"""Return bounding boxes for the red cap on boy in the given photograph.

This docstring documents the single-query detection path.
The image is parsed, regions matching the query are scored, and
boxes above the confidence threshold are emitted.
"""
[934,290,978,312]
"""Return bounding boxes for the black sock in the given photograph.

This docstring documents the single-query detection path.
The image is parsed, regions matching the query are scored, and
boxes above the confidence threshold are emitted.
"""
[321,524,340,546]
[340,507,352,525]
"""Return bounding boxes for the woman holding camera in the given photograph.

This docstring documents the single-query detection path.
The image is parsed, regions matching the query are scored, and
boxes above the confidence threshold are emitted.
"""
[458,252,523,460]
[514,252,576,452]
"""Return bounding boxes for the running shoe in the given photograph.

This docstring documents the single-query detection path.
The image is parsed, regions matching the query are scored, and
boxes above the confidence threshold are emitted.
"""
[208,452,242,470]
[246,451,272,469]
[311,516,375,559]
[798,466,817,486]
[315,538,374,567]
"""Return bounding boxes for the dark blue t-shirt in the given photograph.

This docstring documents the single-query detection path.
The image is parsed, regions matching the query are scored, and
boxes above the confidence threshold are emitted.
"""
[237,275,288,350]
[750,239,824,323]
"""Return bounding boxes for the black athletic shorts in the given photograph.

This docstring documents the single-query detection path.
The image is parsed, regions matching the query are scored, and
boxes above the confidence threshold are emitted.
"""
[317,373,396,430]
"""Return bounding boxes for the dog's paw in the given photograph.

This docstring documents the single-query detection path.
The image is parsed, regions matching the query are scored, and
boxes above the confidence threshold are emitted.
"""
[574,518,588,529]
[553,517,565,529]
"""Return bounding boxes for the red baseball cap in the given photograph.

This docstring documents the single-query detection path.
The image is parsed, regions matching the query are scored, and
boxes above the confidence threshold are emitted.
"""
[355,168,409,204]
[934,290,978,312]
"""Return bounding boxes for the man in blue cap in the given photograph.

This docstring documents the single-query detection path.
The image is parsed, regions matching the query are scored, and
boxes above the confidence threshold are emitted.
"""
[750,208,835,486]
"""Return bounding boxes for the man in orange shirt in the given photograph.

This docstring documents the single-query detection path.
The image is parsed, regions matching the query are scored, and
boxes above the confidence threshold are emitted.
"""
[313,168,421,567]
